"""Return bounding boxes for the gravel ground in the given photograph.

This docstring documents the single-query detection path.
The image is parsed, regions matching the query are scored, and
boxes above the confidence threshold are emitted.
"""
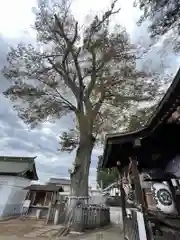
[0,207,124,240]
[78,226,124,240]
[0,225,124,240]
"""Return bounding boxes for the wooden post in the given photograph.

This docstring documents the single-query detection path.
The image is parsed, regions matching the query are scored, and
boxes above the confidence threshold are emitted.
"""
[100,180,103,190]
[117,164,126,234]
[130,157,153,240]
[25,190,30,200]
[44,193,48,206]
[119,173,126,234]
[32,191,36,205]
[54,208,60,225]
[45,192,54,225]
[130,158,145,207]
[45,201,52,225]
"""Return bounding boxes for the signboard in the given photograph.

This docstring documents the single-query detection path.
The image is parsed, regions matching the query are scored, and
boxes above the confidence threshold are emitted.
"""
[23,200,31,208]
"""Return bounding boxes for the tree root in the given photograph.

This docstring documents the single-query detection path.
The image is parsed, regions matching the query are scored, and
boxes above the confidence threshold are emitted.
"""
[56,226,70,236]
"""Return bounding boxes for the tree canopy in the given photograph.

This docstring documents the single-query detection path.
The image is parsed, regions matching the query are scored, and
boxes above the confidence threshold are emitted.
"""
[3,0,161,196]
[135,0,180,51]
[97,156,119,189]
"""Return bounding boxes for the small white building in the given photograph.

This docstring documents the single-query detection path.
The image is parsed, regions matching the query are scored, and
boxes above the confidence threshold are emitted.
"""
[48,177,93,195]
[89,187,106,205]
[103,182,120,196]
[47,177,71,194]
[0,156,38,220]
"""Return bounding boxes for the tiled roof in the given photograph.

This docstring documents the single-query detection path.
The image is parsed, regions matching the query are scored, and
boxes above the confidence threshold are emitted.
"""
[48,178,70,185]
[0,156,38,180]
[24,184,63,192]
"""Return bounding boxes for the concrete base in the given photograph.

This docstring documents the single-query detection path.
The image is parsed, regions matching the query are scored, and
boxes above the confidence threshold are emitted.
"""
[0,203,22,219]
[0,216,18,221]
[110,207,123,226]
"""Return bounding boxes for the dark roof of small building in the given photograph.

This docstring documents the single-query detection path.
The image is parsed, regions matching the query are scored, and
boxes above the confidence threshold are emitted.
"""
[0,156,38,180]
[101,67,180,171]
[48,178,70,185]
[24,184,64,192]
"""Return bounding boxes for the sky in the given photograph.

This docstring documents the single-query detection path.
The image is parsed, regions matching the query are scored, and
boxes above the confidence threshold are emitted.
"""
[0,0,179,186]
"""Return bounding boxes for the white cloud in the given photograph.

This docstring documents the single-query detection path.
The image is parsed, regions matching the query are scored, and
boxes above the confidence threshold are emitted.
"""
[0,0,36,38]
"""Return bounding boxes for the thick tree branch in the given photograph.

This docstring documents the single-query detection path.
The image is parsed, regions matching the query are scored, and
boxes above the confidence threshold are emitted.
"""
[93,112,104,138]
[85,50,97,99]
[54,14,84,111]
[92,81,106,115]
[85,0,121,49]
[71,50,84,111]
[47,57,79,100]
[106,94,153,102]
[25,71,77,112]
[43,80,77,111]
[92,93,105,116]
[38,13,80,103]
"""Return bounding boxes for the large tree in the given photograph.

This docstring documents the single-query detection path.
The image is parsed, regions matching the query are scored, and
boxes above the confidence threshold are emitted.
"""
[135,0,180,50]
[97,156,119,189]
[3,0,160,197]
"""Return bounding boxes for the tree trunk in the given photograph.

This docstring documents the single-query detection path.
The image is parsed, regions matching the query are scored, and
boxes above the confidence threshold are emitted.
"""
[63,135,94,232]
[70,135,94,197]
[63,115,95,232]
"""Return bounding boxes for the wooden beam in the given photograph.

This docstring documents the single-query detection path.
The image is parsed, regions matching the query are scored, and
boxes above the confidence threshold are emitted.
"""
[32,191,36,205]
[44,192,48,206]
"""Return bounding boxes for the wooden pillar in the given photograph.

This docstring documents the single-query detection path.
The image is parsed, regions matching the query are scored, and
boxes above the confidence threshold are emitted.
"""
[45,201,52,225]
[117,166,127,236]
[120,177,127,239]
[32,191,36,205]
[130,158,146,208]
[44,192,48,206]
[130,157,153,240]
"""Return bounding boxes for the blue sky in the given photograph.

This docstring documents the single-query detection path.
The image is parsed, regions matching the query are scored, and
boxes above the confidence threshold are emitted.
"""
[0,0,179,186]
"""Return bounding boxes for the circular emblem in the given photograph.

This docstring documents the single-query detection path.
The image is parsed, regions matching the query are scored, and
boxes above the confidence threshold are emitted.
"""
[127,190,134,201]
[157,188,172,206]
